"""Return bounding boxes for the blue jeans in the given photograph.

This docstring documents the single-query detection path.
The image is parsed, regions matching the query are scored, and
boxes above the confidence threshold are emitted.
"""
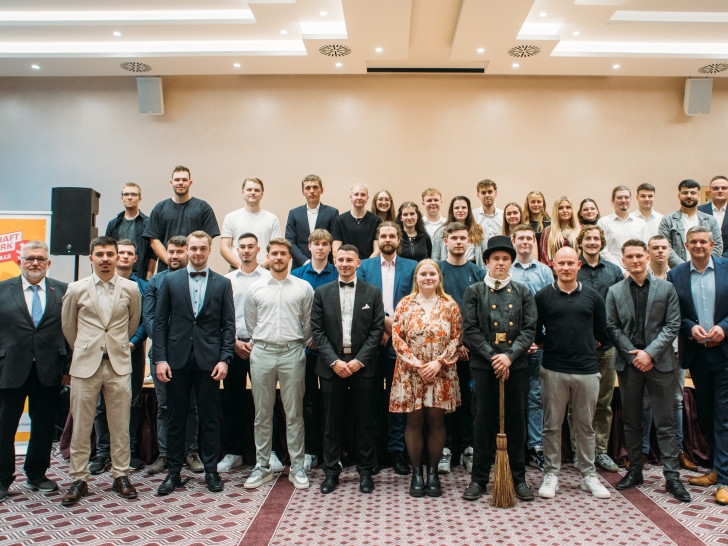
[526,349,543,450]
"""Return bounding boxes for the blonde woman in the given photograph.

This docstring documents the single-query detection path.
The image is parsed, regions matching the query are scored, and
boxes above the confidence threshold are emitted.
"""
[502,202,524,237]
[539,197,580,267]
[390,259,461,498]
[522,191,551,246]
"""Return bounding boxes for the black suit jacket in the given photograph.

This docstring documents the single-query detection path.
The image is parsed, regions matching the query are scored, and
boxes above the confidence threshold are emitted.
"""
[698,202,728,258]
[285,203,339,268]
[0,276,69,388]
[311,279,384,379]
[153,268,236,370]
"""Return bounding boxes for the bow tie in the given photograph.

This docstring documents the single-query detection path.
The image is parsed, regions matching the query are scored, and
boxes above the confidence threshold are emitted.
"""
[190,271,207,278]
[339,281,355,288]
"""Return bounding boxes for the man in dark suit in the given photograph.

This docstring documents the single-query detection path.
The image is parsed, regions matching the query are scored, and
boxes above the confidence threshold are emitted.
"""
[154,231,236,495]
[606,239,690,502]
[0,241,68,502]
[311,244,384,494]
[285,174,339,268]
[697,175,728,258]
[357,221,417,475]
[668,226,728,505]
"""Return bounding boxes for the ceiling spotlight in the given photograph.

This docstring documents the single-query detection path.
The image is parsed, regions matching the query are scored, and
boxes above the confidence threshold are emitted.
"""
[613,64,620,69]
[477,47,485,53]
[573,31,580,36]
[320,11,327,16]
[335,62,342,68]
[233,62,241,68]
[31,64,40,70]
[539,12,547,17]
[375,47,383,53]
[113,31,122,37]
[512,63,520,68]
[280,29,287,35]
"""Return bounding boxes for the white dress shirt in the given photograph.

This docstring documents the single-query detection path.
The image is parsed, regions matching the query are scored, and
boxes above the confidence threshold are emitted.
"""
[307,204,320,234]
[93,273,117,322]
[598,213,648,268]
[473,206,503,244]
[244,274,314,344]
[631,209,664,239]
[381,255,397,317]
[423,216,446,240]
[338,277,356,347]
[712,202,726,228]
[225,265,271,339]
[21,276,46,316]
[187,264,209,317]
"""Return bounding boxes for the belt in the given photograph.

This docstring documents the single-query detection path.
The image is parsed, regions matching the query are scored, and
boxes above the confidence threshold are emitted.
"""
[485,333,514,345]
[254,340,303,350]
[342,346,352,355]
[237,337,251,342]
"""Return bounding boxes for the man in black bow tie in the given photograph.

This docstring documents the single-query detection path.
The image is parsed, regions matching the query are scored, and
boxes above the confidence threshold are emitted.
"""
[311,245,384,494]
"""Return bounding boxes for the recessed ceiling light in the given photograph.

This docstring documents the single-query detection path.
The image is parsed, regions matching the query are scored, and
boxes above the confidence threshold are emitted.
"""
[477,47,485,53]
[335,62,342,68]
[573,31,580,36]
[375,47,383,53]
[233,62,240,68]
[31,64,40,69]
[512,63,519,68]
[539,12,547,17]
[613,64,620,69]
[320,11,327,16]
[280,29,287,35]
[113,31,121,37]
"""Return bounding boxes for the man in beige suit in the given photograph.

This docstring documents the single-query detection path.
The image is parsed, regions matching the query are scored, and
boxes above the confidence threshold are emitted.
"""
[61,236,141,506]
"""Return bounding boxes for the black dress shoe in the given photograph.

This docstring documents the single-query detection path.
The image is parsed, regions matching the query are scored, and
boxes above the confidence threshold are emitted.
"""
[409,467,426,498]
[61,480,88,506]
[158,472,182,496]
[666,478,691,503]
[393,452,410,476]
[320,475,339,494]
[616,470,644,491]
[515,481,534,501]
[462,481,486,501]
[426,467,442,497]
[359,474,375,494]
[0,482,8,502]
[205,472,224,492]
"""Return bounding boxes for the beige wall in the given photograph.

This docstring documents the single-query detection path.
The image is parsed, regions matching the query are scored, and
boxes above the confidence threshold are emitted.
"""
[1,74,726,280]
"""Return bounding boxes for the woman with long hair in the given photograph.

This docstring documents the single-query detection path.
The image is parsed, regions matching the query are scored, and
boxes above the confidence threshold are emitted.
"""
[390,259,461,498]
[501,202,524,237]
[539,197,580,267]
[577,198,601,225]
[522,191,551,246]
[371,189,396,223]
[431,196,487,269]
[397,201,432,262]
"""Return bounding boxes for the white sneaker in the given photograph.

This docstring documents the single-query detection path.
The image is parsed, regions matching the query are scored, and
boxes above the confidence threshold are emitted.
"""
[217,454,243,472]
[303,454,318,472]
[289,467,310,490]
[581,474,611,499]
[269,451,284,473]
[438,447,452,474]
[460,446,474,473]
[538,473,559,498]
[244,465,272,489]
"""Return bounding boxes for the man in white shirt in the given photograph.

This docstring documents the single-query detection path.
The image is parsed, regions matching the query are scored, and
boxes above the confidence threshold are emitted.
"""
[243,238,314,490]
[221,177,282,270]
[598,185,648,270]
[421,187,446,241]
[698,175,728,258]
[218,233,272,473]
[631,183,664,238]
[472,180,502,244]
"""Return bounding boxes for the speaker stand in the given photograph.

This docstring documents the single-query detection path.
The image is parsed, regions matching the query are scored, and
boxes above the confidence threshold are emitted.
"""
[74,255,80,282]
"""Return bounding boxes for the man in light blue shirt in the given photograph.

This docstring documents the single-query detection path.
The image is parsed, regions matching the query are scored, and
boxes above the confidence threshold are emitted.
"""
[510,224,553,470]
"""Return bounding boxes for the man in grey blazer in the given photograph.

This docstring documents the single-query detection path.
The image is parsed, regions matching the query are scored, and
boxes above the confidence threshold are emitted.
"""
[606,238,690,502]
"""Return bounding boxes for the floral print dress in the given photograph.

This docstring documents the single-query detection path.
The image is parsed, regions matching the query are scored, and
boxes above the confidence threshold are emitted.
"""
[389,295,462,413]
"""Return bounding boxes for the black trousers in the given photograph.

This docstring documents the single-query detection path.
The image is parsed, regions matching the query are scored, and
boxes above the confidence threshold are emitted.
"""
[303,352,322,457]
[321,371,375,476]
[0,365,59,485]
[471,367,528,485]
[167,351,221,474]
[445,359,474,454]
[222,353,250,455]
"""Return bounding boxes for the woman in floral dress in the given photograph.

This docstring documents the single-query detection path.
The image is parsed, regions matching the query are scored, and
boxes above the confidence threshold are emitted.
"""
[390,259,462,498]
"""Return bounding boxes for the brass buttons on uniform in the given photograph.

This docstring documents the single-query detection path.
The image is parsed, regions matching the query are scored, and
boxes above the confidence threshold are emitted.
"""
[509,322,514,326]
[490,288,494,292]
[494,322,498,326]
[492,304,496,309]
[508,304,513,309]
[507,288,511,293]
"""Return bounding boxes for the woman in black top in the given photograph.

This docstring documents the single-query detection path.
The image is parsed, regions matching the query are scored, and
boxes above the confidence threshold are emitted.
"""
[397,201,432,262]
[578,198,601,225]
[522,190,551,247]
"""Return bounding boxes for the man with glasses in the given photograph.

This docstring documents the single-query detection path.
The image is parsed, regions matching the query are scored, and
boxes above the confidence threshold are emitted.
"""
[105,183,155,279]
[698,175,728,257]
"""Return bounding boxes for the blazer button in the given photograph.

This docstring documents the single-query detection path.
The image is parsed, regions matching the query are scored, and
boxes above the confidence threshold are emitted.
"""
[494,322,498,327]
[190,337,193,341]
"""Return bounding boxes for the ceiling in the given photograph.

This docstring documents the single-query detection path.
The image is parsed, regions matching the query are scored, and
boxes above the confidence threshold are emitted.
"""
[0,0,727,78]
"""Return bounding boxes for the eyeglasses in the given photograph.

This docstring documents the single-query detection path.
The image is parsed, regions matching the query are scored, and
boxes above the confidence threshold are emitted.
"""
[122,192,140,197]
[22,257,48,264]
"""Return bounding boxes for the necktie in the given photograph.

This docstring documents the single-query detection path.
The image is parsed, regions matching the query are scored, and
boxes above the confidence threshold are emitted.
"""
[190,271,207,278]
[31,285,42,326]
[339,281,355,288]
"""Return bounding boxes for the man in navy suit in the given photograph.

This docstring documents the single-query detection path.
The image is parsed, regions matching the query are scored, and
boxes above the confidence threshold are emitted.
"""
[285,174,339,268]
[154,231,236,495]
[0,241,68,502]
[357,221,417,475]
[697,175,728,258]
[667,226,728,505]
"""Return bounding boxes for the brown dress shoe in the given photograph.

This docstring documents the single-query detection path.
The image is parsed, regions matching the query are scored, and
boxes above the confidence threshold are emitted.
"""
[61,480,88,506]
[112,476,138,499]
[678,451,698,472]
[717,485,728,506]
[689,470,717,486]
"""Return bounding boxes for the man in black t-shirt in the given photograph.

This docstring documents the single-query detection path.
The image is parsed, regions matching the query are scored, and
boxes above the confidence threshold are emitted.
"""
[106,182,154,279]
[144,165,220,272]
[331,184,381,259]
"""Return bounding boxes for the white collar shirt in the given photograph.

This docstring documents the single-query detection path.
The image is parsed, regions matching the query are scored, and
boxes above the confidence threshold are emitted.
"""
[307,204,320,234]
[21,275,46,317]
[225,265,271,339]
[381,255,397,317]
[338,277,357,347]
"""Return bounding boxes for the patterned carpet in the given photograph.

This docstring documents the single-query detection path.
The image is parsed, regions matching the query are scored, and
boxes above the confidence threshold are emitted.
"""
[1,448,726,545]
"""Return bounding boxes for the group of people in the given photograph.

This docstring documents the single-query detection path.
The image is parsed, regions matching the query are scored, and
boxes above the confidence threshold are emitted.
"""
[1,167,727,509]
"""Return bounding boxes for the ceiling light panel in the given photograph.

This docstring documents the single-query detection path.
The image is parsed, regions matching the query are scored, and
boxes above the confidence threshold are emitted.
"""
[0,10,256,24]
[610,11,728,23]
[552,41,728,58]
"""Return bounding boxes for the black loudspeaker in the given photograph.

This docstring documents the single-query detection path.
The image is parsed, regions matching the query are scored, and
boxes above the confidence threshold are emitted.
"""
[51,187,100,256]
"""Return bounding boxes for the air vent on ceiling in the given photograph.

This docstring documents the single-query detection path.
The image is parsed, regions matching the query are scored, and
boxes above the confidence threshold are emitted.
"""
[319,44,351,57]
[698,63,728,74]
[120,61,152,73]
[508,45,541,58]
